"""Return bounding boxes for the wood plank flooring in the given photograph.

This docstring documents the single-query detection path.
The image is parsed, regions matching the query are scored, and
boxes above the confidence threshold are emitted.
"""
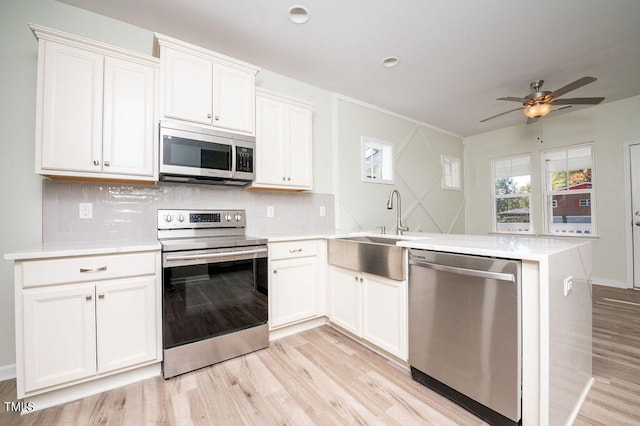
[1,284,639,425]
[575,285,640,426]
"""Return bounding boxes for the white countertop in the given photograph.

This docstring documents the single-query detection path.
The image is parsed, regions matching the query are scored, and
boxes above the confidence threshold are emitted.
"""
[4,240,161,261]
[396,233,591,261]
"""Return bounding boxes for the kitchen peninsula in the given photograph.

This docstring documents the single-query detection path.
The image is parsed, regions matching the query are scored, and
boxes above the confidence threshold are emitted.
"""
[395,233,592,426]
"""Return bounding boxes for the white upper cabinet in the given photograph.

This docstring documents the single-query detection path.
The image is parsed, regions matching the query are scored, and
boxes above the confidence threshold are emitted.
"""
[155,33,259,135]
[39,41,104,174]
[253,88,313,191]
[31,24,159,182]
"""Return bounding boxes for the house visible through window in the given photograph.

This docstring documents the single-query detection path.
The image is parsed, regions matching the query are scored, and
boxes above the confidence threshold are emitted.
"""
[491,154,532,234]
[542,143,595,235]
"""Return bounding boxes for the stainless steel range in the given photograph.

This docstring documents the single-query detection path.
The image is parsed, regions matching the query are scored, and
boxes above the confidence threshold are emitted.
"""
[157,209,268,379]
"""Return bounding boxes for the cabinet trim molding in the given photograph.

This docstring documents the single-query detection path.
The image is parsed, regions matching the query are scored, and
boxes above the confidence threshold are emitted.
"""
[28,23,159,67]
[153,32,259,75]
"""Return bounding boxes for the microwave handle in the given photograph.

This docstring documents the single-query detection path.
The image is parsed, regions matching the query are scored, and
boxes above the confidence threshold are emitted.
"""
[230,142,236,176]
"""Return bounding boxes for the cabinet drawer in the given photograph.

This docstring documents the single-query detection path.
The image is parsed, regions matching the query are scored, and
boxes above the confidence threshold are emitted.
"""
[21,251,157,288]
[269,240,317,260]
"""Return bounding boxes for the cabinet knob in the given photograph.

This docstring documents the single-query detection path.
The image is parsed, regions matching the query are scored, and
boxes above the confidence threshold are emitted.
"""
[360,277,363,282]
[93,160,100,166]
[207,113,212,119]
[86,294,92,301]
[354,276,358,281]
[104,161,110,167]
[215,115,220,121]
[273,270,278,274]
[282,177,286,181]
[98,293,105,299]
[287,177,291,181]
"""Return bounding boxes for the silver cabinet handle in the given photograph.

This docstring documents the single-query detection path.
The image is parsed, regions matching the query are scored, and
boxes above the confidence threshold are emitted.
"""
[635,222,640,226]
[80,266,107,273]
[86,294,92,301]
[214,115,220,121]
[207,113,212,119]
[289,248,303,253]
[93,160,100,166]
[635,211,640,216]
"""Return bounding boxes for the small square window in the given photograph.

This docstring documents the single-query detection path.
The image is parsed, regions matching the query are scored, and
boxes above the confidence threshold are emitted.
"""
[361,136,394,184]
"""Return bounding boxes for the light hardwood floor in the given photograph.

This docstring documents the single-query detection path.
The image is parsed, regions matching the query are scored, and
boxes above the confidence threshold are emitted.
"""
[1,284,639,425]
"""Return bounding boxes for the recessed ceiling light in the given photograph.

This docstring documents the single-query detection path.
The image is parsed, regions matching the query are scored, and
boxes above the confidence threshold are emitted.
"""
[287,5,310,24]
[382,56,400,68]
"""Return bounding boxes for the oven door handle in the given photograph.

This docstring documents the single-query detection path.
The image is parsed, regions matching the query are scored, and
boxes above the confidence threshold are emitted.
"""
[165,247,267,262]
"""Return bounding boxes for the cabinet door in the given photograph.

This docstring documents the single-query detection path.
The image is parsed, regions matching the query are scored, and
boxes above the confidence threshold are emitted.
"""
[212,63,255,134]
[285,104,313,189]
[22,284,97,393]
[39,41,103,173]
[329,267,360,335]
[96,276,157,374]
[103,57,157,178]
[270,257,318,328]
[255,94,286,185]
[162,48,212,125]
[362,274,407,360]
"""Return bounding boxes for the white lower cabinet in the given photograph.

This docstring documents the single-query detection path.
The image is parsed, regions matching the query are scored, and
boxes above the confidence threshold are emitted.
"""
[14,251,161,398]
[269,240,324,329]
[329,266,408,360]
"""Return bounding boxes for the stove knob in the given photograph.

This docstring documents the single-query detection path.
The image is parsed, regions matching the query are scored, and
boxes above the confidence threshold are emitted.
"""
[235,214,242,221]
[178,215,185,222]
[225,214,232,222]
[165,214,172,223]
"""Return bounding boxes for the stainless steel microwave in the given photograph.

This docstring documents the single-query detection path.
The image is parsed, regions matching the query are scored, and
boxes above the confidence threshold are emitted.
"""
[159,121,255,185]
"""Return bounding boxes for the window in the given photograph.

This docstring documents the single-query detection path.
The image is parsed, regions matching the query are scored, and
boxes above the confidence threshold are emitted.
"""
[441,155,462,190]
[361,137,394,184]
[492,154,532,234]
[542,143,595,236]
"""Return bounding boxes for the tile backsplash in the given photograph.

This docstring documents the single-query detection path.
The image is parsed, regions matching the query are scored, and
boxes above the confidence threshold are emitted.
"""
[42,180,335,243]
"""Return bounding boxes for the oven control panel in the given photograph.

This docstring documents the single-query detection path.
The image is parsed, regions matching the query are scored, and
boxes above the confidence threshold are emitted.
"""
[158,209,245,229]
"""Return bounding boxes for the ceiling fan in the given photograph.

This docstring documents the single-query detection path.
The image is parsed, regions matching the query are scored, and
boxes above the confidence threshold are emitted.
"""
[480,76,605,124]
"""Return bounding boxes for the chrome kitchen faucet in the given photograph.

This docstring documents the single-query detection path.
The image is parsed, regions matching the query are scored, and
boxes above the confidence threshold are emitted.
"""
[386,189,409,235]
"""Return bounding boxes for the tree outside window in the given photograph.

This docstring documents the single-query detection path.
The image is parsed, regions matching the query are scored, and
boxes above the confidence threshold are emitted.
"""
[492,154,532,234]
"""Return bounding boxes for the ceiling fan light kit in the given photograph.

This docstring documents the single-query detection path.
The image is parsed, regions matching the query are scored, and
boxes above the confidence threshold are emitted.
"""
[481,76,604,124]
[524,102,552,118]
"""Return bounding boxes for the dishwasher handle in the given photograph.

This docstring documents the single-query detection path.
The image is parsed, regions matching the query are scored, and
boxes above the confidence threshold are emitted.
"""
[409,257,516,282]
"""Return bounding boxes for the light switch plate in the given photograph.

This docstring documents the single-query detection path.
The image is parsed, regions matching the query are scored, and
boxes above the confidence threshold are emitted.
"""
[266,206,274,218]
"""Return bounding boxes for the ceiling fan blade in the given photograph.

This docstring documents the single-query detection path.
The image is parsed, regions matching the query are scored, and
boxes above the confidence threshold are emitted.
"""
[480,107,524,122]
[549,76,597,99]
[551,97,604,105]
[497,96,527,103]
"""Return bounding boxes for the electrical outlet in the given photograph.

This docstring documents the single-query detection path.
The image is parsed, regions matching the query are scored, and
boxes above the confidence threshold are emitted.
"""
[563,276,574,296]
[79,203,93,219]
[266,206,274,218]
[319,206,326,217]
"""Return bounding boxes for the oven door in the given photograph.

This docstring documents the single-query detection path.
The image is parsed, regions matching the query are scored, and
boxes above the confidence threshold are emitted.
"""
[162,246,268,350]
[160,126,233,179]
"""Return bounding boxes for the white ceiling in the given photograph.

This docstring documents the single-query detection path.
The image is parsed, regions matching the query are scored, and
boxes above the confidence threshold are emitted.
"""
[59,0,640,137]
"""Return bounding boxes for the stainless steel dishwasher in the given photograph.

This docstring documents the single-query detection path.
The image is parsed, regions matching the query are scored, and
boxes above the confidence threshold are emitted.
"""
[408,249,521,426]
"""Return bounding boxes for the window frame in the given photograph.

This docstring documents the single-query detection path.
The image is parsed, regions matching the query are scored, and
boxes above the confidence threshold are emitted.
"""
[361,136,394,185]
[541,142,597,237]
[491,153,533,235]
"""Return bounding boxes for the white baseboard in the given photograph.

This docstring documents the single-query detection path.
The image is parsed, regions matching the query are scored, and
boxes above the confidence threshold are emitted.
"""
[0,363,16,381]
[591,276,633,289]
[269,317,327,341]
[564,377,594,426]
[19,363,160,414]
